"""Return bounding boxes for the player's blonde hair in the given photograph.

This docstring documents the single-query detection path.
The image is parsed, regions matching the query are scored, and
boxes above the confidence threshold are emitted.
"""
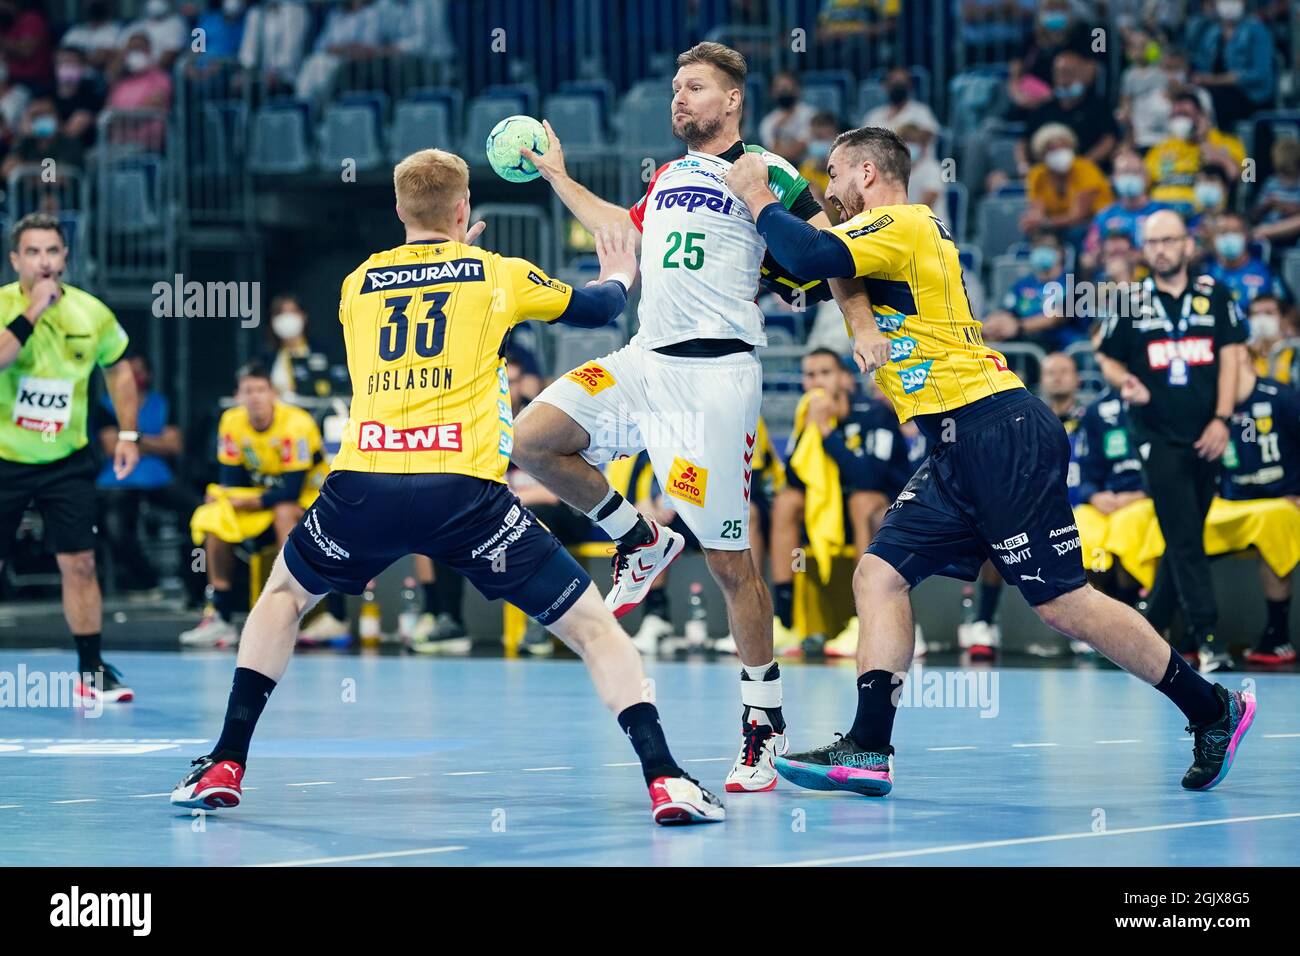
[676,42,747,94]
[393,149,469,230]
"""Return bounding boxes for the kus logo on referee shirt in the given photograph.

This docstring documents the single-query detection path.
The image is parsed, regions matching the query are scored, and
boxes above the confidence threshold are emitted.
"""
[666,457,708,507]
[565,362,616,396]
[357,421,462,452]
[363,259,484,292]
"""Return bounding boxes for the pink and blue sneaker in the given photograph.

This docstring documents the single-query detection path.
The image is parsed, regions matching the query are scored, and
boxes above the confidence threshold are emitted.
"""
[774,734,893,796]
[1181,685,1256,791]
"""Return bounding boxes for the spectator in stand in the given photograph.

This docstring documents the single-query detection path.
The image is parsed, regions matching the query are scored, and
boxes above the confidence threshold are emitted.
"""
[121,0,188,72]
[0,0,52,95]
[106,34,173,151]
[798,110,840,209]
[982,228,1082,353]
[385,0,455,65]
[195,0,248,59]
[1207,211,1288,307]
[1252,138,1300,250]
[1008,0,1099,114]
[1026,51,1119,170]
[294,0,391,108]
[1188,164,1232,239]
[53,46,104,149]
[2,97,83,179]
[1117,30,1175,149]
[1189,0,1275,130]
[1144,91,1245,213]
[238,0,310,97]
[1023,122,1114,247]
[862,67,939,134]
[758,71,816,166]
[0,55,29,134]
[1245,293,1296,385]
[1081,149,1168,272]
[59,1,121,72]
[898,120,948,224]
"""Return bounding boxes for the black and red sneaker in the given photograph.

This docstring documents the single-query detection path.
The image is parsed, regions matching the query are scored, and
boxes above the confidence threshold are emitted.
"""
[170,754,244,810]
[1245,638,1296,666]
[74,662,134,703]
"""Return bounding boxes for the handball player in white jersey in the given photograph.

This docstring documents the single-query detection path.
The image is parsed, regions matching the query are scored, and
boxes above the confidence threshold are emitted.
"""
[514,41,871,793]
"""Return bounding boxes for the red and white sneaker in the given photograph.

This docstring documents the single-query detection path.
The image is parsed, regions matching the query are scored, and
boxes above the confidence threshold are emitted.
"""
[74,662,134,703]
[170,754,244,810]
[649,773,725,825]
[725,710,789,792]
[605,520,685,618]
[1245,642,1296,665]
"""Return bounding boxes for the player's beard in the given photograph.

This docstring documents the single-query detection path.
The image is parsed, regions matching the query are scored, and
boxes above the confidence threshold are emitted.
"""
[675,113,725,149]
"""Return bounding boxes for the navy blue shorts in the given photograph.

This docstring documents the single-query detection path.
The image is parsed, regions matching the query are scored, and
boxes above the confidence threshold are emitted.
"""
[283,471,590,625]
[867,390,1086,606]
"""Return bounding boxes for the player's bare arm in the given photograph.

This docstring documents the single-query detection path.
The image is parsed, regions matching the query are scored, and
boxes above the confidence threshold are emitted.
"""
[104,358,140,480]
[521,119,637,244]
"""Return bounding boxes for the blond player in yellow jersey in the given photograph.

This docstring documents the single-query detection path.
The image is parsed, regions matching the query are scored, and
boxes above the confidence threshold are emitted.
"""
[171,149,725,825]
[725,125,1256,797]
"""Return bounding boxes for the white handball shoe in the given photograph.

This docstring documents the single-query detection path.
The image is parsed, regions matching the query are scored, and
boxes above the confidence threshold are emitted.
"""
[605,520,685,618]
[649,774,726,825]
[631,612,674,655]
[179,613,239,648]
[724,708,789,793]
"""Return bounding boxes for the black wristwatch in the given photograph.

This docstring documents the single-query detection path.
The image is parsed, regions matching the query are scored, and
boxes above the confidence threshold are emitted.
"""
[1215,413,1232,424]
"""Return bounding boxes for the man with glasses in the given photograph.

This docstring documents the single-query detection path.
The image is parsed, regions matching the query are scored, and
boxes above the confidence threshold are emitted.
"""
[1097,209,1247,672]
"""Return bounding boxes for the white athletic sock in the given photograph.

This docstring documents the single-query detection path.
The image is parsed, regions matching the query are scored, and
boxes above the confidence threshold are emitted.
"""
[587,488,641,541]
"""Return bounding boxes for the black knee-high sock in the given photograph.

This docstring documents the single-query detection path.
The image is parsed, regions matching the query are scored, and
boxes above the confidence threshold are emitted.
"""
[618,702,683,785]
[1265,598,1291,644]
[74,633,102,672]
[325,592,347,620]
[212,587,234,623]
[848,669,900,751]
[644,586,670,620]
[773,582,794,629]
[977,582,1001,624]
[435,565,465,625]
[1154,645,1222,727]
[212,667,277,764]
[422,582,440,616]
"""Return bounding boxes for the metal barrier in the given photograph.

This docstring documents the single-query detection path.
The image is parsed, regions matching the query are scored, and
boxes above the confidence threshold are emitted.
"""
[995,340,1047,388]
[5,164,91,286]
[1065,340,1106,403]
[473,203,556,271]
[172,53,253,227]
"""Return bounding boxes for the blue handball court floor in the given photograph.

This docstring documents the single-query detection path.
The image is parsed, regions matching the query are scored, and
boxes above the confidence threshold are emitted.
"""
[1,649,1297,866]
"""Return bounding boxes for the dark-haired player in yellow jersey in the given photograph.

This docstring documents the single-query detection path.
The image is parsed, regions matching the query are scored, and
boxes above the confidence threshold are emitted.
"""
[726,126,1255,798]
[170,149,724,825]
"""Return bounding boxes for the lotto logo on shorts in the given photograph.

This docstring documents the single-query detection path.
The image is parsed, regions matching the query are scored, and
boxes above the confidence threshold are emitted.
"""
[565,362,616,396]
[666,457,709,507]
[357,421,462,452]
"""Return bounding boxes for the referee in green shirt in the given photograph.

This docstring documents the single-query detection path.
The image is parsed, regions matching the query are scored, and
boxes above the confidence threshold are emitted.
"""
[0,213,140,702]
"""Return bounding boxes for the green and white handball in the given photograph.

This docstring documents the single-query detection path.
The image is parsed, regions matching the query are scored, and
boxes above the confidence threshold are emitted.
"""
[485,114,549,182]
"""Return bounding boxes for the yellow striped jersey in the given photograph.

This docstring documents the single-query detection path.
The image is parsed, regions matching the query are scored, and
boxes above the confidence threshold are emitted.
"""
[826,203,1024,422]
[330,241,573,480]
[217,401,322,486]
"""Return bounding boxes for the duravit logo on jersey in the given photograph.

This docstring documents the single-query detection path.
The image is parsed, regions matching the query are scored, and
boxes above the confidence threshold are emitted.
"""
[653,185,734,216]
[889,336,918,362]
[898,360,934,394]
[363,258,485,292]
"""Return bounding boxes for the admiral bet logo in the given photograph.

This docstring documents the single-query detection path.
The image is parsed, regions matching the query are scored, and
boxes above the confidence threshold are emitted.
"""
[666,457,708,507]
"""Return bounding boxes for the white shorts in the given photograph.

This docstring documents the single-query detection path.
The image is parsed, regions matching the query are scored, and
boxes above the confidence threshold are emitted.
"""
[533,341,762,550]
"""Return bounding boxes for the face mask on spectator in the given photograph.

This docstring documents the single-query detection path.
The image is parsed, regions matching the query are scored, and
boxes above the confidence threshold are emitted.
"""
[1214,232,1246,260]
[272,312,306,341]
[887,84,909,106]
[1045,147,1074,173]
[1054,81,1085,101]
[1195,182,1225,209]
[808,139,832,161]
[1030,246,1059,273]
[1216,0,1244,19]
[1248,311,1280,341]
[773,91,797,110]
[1040,11,1069,31]
[145,0,169,19]
[1113,173,1144,198]
[31,115,57,138]
[56,63,83,86]
[125,50,152,74]
[223,0,244,16]
[1169,115,1196,141]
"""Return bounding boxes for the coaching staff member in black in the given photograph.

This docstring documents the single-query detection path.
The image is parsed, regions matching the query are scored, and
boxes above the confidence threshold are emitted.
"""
[1097,209,1246,673]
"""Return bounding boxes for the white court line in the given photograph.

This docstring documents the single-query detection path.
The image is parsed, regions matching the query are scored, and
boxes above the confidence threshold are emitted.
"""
[604,761,640,767]
[131,792,173,799]
[445,771,490,777]
[1011,743,1058,748]
[286,781,334,787]
[0,804,20,810]
[685,757,730,763]
[250,846,467,867]
[51,799,96,805]
[521,766,573,772]
[927,746,977,752]
[1263,733,1300,739]
[364,776,414,782]
[769,811,1300,867]
[1095,739,1141,745]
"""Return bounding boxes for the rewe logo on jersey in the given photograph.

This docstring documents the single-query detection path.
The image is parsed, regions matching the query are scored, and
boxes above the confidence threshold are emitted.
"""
[666,457,709,507]
[565,362,616,396]
[1146,337,1214,369]
[363,258,484,293]
[357,421,462,452]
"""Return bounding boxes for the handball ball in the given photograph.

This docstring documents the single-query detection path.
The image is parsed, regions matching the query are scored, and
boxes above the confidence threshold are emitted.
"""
[485,115,549,183]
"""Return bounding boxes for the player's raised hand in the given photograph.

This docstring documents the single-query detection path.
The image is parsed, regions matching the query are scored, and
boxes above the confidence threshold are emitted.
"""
[1119,373,1150,406]
[592,226,638,290]
[853,327,891,375]
[520,119,567,183]
[725,152,771,205]
[466,219,487,245]
[25,275,62,321]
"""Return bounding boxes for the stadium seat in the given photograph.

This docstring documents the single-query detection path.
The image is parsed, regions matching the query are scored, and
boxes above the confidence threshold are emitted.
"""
[248,103,312,174]
[483,83,539,117]
[975,195,1030,260]
[946,181,969,240]
[390,99,453,160]
[990,254,1034,305]
[542,94,606,148]
[947,69,1008,136]
[403,86,463,135]
[551,325,624,375]
[856,80,886,121]
[1282,250,1300,299]
[616,93,679,156]
[319,99,385,172]
[801,83,843,123]
[103,162,162,234]
[463,92,529,159]
[558,79,617,119]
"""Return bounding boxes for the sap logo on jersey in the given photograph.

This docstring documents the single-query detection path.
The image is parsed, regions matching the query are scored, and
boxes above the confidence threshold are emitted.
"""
[653,185,734,216]
[1146,338,1214,369]
[357,420,462,452]
[565,362,616,396]
[666,457,709,507]
[898,360,934,394]
[889,336,918,362]
[363,259,485,292]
